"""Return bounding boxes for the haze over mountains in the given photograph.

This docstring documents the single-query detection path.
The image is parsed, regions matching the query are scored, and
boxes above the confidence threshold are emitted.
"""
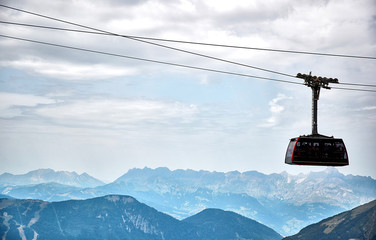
[1,167,375,236]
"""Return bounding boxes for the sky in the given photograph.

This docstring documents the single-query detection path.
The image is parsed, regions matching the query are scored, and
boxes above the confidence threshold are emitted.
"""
[0,0,375,182]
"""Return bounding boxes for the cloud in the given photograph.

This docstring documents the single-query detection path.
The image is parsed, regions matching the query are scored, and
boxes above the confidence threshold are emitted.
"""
[0,57,136,80]
[260,93,293,128]
[34,98,199,129]
[1,0,375,84]
[0,92,55,118]
[361,106,376,111]
[0,91,200,130]
[269,94,289,113]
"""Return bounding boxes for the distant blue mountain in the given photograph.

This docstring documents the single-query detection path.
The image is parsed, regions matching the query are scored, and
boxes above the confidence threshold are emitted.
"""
[1,167,375,236]
[113,167,376,208]
[108,167,376,235]
[0,195,282,240]
[0,169,104,188]
[0,182,81,202]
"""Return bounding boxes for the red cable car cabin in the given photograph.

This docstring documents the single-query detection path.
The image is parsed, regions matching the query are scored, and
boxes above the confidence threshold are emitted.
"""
[285,73,349,167]
[285,135,349,166]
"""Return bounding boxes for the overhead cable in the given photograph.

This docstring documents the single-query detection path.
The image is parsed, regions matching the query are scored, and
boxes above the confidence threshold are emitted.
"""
[0,34,304,86]
[1,33,375,93]
[1,5,375,91]
[0,4,296,78]
[330,86,376,92]
[2,34,375,93]
[2,20,375,89]
[335,82,376,88]
[1,20,375,60]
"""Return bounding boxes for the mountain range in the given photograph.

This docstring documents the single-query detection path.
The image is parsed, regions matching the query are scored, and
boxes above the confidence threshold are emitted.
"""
[1,167,375,236]
[0,195,282,240]
[0,169,104,188]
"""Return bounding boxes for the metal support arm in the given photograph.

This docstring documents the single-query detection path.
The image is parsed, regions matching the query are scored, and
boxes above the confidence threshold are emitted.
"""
[312,86,320,135]
[296,72,338,136]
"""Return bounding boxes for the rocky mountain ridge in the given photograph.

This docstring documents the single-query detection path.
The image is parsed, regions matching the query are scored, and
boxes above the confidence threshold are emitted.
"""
[0,169,104,188]
[113,167,375,207]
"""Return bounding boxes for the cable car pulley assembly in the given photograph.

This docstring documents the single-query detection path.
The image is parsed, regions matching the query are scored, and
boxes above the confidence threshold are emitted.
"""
[285,72,349,166]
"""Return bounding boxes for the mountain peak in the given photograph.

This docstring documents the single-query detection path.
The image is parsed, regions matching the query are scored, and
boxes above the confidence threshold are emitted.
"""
[324,168,340,175]
[29,168,55,174]
[184,208,282,240]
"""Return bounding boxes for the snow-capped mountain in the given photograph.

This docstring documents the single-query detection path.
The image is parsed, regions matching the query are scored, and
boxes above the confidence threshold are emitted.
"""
[0,169,104,188]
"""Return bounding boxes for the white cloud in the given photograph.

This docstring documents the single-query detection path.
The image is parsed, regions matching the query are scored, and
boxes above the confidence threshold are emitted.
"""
[0,58,136,80]
[269,94,289,113]
[361,106,376,111]
[260,93,293,128]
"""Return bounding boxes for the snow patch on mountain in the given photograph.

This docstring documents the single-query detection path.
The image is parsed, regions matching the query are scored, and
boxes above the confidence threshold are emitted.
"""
[105,195,120,203]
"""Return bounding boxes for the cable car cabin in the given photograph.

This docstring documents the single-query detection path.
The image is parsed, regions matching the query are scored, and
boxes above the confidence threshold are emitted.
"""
[285,135,349,166]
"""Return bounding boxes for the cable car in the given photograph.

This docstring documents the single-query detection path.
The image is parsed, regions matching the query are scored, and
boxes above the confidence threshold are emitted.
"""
[285,135,349,166]
[285,72,349,166]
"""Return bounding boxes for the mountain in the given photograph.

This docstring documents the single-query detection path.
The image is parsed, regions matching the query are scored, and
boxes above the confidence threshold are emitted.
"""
[113,167,376,208]
[183,208,282,240]
[108,167,376,235]
[1,167,375,236]
[0,195,282,240]
[0,169,104,188]
[0,183,81,202]
[284,199,376,240]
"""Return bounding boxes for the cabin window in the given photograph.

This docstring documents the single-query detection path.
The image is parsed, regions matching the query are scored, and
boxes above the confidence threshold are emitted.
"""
[286,139,297,159]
